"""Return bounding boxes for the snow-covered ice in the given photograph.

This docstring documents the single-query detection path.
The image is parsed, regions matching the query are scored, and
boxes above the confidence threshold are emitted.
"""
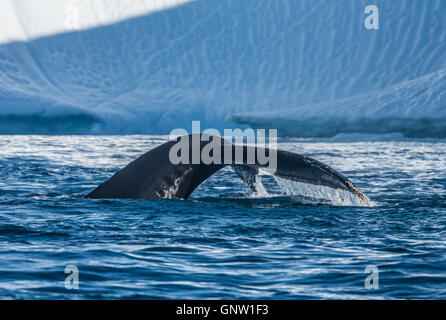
[0,0,194,44]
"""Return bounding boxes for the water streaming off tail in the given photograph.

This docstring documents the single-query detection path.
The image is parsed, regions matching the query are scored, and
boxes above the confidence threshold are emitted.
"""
[272,175,370,206]
[248,172,369,206]
[251,175,269,197]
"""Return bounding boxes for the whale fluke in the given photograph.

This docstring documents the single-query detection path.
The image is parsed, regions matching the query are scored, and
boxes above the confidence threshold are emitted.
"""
[86,134,368,203]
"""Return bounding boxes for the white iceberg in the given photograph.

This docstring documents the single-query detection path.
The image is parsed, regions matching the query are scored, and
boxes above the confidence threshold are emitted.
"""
[0,0,444,136]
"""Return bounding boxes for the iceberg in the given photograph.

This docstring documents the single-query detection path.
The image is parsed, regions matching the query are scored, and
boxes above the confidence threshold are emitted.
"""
[230,68,446,138]
[0,0,445,136]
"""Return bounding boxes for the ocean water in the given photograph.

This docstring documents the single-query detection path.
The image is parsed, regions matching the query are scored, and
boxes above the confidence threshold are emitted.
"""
[0,135,445,299]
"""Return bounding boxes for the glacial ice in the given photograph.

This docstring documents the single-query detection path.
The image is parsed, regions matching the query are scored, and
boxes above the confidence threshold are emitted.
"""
[0,0,444,137]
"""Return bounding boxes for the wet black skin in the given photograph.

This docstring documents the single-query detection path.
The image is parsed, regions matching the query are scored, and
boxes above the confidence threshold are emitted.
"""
[86,134,368,203]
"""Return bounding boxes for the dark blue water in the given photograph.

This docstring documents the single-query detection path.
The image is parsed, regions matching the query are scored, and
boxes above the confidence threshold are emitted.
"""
[0,135,445,299]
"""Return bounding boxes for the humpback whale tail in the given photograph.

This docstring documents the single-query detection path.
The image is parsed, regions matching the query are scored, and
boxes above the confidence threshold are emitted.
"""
[86,134,369,205]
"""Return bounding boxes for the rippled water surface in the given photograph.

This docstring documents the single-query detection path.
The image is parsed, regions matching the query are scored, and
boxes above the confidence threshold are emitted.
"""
[0,135,445,299]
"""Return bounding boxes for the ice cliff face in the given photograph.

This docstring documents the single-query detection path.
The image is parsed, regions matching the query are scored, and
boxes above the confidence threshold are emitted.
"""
[0,0,445,136]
